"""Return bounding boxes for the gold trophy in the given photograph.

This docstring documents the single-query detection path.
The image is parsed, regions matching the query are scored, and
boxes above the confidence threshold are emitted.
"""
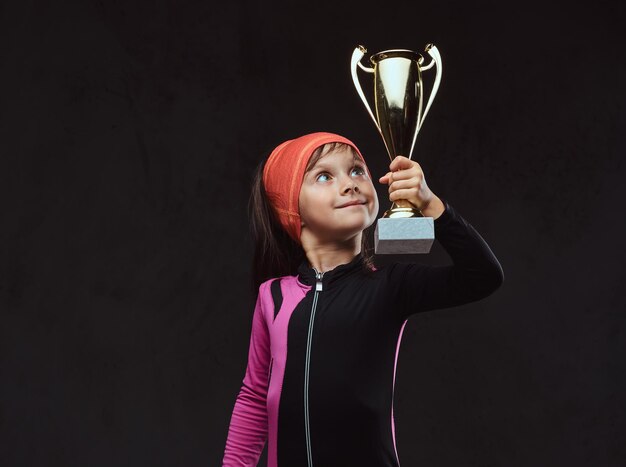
[351,44,442,254]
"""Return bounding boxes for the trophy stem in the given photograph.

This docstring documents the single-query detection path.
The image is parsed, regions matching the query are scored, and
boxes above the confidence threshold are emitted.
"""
[383,200,423,218]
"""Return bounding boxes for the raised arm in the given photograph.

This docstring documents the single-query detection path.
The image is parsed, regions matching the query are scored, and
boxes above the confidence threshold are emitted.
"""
[387,198,504,320]
[222,282,271,466]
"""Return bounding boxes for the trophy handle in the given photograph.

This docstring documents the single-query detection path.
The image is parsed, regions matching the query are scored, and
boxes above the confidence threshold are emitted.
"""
[417,43,442,132]
[350,45,381,134]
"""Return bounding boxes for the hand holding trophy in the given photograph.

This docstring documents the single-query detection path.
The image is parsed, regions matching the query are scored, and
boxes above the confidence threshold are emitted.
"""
[350,44,442,254]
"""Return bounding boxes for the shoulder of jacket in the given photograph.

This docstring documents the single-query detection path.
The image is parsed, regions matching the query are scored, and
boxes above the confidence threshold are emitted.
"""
[259,276,287,290]
[260,275,304,297]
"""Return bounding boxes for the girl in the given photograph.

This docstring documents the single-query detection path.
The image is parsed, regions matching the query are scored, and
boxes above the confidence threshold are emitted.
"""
[222,132,503,467]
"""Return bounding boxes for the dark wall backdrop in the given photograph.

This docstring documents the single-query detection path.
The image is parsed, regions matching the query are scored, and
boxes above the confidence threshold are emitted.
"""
[1,0,624,466]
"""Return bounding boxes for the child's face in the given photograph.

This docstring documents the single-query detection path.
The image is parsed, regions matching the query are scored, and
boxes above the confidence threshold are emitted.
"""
[299,146,379,244]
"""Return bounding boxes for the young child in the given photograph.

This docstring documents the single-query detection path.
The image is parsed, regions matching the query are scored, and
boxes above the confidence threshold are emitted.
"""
[222,132,504,467]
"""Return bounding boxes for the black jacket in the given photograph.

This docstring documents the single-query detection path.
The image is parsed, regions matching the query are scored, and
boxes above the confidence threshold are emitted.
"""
[223,198,504,466]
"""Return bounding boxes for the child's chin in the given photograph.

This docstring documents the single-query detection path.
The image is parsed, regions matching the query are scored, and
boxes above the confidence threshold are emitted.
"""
[336,222,371,237]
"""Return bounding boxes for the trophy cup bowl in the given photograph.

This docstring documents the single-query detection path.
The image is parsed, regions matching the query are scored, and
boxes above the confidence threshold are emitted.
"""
[350,43,442,254]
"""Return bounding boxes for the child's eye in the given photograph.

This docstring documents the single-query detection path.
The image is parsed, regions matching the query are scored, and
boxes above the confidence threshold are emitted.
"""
[315,166,366,182]
[351,166,366,177]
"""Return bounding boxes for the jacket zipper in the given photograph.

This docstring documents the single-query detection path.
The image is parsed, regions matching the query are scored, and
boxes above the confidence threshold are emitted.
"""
[304,268,324,467]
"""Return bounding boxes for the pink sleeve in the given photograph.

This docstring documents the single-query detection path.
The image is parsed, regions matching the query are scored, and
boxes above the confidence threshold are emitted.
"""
[222,283,271,466]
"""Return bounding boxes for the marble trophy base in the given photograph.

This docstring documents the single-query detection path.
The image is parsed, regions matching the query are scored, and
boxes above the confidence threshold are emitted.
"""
[374,216,435,254]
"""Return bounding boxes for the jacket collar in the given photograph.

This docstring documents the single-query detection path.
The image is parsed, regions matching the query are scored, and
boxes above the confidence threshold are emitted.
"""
[296,251,367,289]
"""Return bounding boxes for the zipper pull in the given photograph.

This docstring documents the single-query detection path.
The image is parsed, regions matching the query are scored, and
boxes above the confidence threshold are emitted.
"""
[315,271,323,292]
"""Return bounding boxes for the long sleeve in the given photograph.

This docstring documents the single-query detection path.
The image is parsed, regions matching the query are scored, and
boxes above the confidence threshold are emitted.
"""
[222,283,271,466]
[388,198,505,320]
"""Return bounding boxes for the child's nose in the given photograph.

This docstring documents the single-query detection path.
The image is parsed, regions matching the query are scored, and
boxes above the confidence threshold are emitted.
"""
[343,183,360,193]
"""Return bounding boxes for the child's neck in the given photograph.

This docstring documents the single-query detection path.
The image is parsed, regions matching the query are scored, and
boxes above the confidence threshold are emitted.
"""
[302,241,361,274]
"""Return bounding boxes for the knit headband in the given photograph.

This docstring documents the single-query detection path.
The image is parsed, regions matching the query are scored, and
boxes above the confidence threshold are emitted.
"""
[262,131,371,244]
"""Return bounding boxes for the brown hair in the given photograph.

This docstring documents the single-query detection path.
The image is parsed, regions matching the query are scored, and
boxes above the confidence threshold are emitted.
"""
[249,142,376,294]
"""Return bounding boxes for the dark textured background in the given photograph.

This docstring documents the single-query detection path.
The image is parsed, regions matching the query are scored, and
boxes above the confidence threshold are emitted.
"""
[1,0,624,466]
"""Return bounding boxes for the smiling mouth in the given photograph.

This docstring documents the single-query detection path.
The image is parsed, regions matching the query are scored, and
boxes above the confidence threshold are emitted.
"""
[337,202,366,208]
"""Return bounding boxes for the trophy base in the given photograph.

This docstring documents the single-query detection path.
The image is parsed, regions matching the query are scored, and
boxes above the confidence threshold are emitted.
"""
[374,217,434,254]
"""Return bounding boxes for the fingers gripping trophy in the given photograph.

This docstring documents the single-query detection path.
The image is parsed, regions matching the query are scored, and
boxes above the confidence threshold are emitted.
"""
[350,44,442,254]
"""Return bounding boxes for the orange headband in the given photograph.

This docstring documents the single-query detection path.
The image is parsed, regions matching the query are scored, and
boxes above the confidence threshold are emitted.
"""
[262,131,370,244]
